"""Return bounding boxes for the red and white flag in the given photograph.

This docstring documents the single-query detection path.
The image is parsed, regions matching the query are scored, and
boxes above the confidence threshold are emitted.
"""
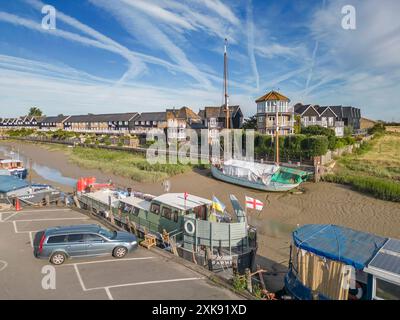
[245,196,264,211]
[184,192,189,200]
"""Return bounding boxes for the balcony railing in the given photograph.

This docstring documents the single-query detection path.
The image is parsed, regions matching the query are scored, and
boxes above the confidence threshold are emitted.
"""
[302,120,344,128]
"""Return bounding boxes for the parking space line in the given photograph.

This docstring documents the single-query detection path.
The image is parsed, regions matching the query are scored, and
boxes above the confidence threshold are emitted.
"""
[74,264,88,291]
[89,277,205,291]
[104,288,114,300]
[62,257,155,267]
[0,209,73,215]
[8,217,90,223]
[29,232,34,248]
[2,212,20,222]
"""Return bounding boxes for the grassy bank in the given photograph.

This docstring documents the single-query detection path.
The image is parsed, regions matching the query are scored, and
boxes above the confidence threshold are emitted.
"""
[322,132,400,202]
[69,147,194,183]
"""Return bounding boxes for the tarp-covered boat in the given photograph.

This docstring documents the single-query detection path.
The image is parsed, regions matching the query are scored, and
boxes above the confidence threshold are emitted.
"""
[211,159,310,192]
[285,224,400,300]
[0,175,61,205]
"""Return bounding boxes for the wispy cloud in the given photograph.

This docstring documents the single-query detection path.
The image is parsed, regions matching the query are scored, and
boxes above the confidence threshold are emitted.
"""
[246,0,259,90]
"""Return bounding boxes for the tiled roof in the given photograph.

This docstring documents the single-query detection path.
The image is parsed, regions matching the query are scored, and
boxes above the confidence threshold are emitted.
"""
[66,113,139,123]
[293,103,311,115]
[137,112,166,122]
[41,115,70,123]
[255,90,290,103]
[166,107,201,121]
[199,105,240,119]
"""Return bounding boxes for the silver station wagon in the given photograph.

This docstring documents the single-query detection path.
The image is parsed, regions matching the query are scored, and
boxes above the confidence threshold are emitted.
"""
[34,224,138,265]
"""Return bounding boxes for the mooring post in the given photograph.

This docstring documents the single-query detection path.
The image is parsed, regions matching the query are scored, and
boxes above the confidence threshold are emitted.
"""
[245,268,252,293]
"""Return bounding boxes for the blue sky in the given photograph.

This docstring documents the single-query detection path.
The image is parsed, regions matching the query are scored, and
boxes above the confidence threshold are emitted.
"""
[0,0,399,121]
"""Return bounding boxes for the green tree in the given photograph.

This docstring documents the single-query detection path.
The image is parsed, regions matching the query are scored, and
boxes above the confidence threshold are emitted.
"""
[294,115,302,134]
[28,107,43,117]
[242,115,257,130]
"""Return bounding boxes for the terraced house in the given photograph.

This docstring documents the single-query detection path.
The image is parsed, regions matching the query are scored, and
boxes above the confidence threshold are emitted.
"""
[40,115,71,130]
[293,104,361,137]
[63,113,139,133]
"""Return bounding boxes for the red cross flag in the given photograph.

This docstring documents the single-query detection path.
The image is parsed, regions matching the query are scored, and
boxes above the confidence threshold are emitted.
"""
[245,196,264,211]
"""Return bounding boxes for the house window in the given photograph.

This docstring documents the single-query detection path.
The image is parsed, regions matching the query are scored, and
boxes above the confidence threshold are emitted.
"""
[135,121,139,125]
[146,121,150,125]
[311,116,317,123]
[328,117,334,126]
[209,118,217,127]
[150,203,160,215]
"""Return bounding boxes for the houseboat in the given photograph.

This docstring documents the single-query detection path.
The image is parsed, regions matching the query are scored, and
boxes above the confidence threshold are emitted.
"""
[211,159,309,192]
[285,224,400,300]
[0,159,28,179]
[77,178,257,273]
[0,175,61,206]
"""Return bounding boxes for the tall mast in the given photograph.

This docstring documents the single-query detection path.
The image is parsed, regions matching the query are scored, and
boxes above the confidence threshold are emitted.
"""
[275,101,280,165]
[224,38,229,129]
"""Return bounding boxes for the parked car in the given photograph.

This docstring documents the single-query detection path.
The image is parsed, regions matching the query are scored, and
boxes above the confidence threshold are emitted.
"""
[34,224,138,265]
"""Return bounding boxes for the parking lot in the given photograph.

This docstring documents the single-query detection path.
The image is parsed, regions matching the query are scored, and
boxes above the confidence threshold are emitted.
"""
[0,208,241,300]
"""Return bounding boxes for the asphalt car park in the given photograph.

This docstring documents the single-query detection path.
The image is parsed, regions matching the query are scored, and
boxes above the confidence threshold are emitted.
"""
[0,208,241,300]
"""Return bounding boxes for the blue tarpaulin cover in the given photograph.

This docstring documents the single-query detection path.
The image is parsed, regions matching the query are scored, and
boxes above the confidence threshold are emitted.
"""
[293,224,387,270]
[0,175,29,193]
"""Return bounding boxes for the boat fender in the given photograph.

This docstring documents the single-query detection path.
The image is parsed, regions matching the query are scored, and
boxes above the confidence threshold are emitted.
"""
[184,220,195,235]
[349,282,363,300]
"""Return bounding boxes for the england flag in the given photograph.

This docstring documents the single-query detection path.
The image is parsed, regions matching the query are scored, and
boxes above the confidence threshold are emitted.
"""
[245,196,264,211]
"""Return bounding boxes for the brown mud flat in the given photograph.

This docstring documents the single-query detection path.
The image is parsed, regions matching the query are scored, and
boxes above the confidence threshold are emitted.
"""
[2,140,400,292]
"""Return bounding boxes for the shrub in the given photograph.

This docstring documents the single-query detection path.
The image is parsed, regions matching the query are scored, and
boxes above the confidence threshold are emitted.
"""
[368,123,386,135]
[322,174,400,202]
[232,274,247,292]
[301,135,329,157]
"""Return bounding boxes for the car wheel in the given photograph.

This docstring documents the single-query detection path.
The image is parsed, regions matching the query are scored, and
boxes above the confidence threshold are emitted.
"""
[50,252,66,265]
[113,246,128,259]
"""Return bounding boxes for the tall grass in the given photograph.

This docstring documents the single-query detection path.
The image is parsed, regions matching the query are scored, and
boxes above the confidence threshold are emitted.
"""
[69,147,192,183]
[322,174,400,202]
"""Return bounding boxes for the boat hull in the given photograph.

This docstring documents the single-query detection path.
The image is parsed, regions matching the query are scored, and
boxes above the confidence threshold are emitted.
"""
[211,166,301,192]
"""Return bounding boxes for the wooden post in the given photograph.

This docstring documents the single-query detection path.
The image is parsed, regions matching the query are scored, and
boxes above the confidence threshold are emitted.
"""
[232,255,238,276]
[245,268,252,293]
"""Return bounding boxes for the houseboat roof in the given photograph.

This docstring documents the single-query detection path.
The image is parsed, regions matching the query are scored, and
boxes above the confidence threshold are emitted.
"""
[0,175,29,193]
[293,224,387,270]
[120,196,151,211]
[83,189,126,207]
[0,159,23,164]
[153,193,212,211]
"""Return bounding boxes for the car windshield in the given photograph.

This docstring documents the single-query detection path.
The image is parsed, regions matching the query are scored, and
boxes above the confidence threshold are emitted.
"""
[98,228,116,239]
